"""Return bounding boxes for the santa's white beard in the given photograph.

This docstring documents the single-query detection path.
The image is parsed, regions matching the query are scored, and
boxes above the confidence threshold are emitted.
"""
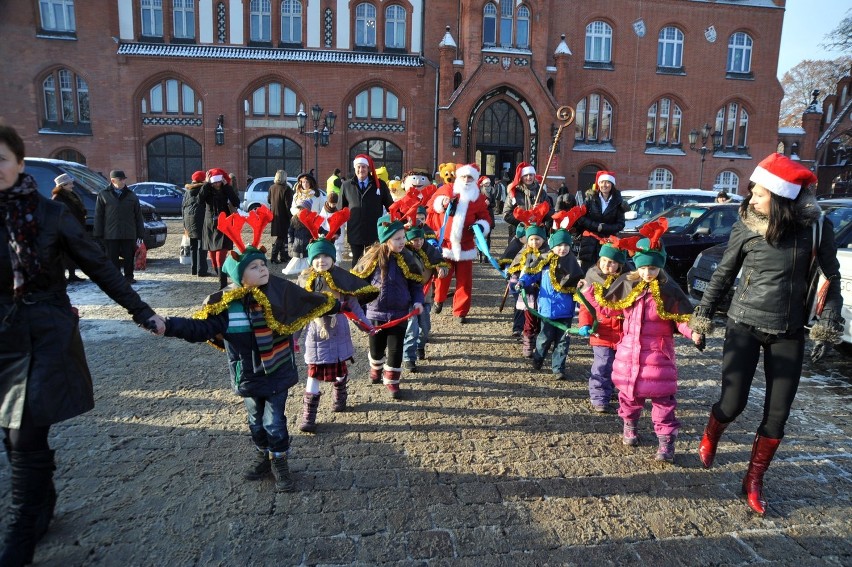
[453,179,480,203]
[445,179,481,261]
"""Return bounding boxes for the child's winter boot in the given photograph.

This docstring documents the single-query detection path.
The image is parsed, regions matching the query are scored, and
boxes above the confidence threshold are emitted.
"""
[368,355,385,384]
[270,453,295,492]
[332,377,349,412]
[243,447,271,480]
[383,365,403,399]
[416,346,426,360]
[655,434,676,463]
[298,392,321,433]
[622,421,639,447]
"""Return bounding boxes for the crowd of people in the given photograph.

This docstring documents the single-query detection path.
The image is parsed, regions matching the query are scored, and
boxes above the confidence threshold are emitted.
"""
[0,118,846,563]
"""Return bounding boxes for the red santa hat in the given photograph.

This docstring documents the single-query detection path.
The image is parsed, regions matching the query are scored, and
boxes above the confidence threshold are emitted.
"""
[455,163,480,182]
[208,168,228,183]
[749,153,816,200]
[507,162,543,201]
[191,171,205,183]
[595,170,616,186]
[353,154,380,188]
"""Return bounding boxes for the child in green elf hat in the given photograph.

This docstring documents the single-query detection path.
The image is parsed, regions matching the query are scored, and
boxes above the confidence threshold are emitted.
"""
[152,206,337,492]
[295,208,378,432]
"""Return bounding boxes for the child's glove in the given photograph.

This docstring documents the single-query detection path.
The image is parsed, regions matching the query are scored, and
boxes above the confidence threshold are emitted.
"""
[577,325,592,338]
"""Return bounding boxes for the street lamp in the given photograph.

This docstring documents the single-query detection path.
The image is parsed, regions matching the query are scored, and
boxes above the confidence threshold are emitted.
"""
[297,103,336,176]
[688,123,722,190]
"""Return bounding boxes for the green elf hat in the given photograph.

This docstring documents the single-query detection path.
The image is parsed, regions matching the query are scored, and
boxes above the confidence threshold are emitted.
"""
[547,205,586,248]
[525,224,547,239]
[406,226,425,240]
[515,223,526,238]
[377,214,405,243]
[599,243,627,265]
[632,218,669,268]
[300,207,351,263]
[216,205,275,286]
[548,229,572,248]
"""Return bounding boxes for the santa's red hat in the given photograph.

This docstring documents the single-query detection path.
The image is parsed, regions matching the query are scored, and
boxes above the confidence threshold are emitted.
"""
[477,175,492,188]
[749,153,816,199]
[507,162,543,201]
[191,171,205,183]
[595,170,616,186]
[455,163,480,182]
[208,168,229,183]
[353,154,380,188]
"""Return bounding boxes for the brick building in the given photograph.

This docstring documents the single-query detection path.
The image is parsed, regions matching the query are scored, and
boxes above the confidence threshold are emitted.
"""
[0,0,787,195]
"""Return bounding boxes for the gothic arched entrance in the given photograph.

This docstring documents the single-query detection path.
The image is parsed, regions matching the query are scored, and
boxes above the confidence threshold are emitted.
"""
[469,88,539,182]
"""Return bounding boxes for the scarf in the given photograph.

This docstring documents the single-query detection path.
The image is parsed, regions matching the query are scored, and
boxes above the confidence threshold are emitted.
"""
[0,173,41,298]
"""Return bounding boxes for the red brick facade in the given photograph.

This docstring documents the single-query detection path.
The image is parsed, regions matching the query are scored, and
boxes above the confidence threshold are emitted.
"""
[0,0,787,195]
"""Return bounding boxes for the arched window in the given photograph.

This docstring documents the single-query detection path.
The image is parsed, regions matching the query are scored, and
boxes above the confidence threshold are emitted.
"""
[575,94,613,143]
[453,72,463,91]
[476,100,524,146]
[39,0,76,32]
[141,0,164,37]
[355,3,377,47]
[353,87,401,120]
[385,5,406,49]
[483,3,497,46]
[250,0,272,42]
[646,98,682,146]
[714,170,740,193]
[516,6,530,49]
[649,167,674,190]
[715,102,749,149]
[585,21,612,63]
[499,0,513,48]
[248,136,303,179]
[246,83,298,117]
[657,26,683,69]
[727,32,752,74]
[143,79,199,115]
[826,103,834,123]
[281,0,302,44]
[349,139,403,179]
[52,148,86,165]
[146,134,202,185]
[42,69,90,133]
[173,0,195,39]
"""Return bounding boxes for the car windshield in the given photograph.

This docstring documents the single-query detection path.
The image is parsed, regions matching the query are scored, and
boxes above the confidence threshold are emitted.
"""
[62,162,108,194]
[824,204,852,238]
[655,205,710,233]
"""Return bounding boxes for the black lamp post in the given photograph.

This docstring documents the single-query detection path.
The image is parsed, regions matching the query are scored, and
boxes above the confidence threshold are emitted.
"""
[297,103,336,176]
[451,118,462,148]
[215,114,225,146]
[688,123,723,190]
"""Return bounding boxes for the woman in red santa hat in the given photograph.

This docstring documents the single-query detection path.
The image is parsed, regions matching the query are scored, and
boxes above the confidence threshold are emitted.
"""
[501,162,554,244]
[428,163,492,322]
[573,170,626,272]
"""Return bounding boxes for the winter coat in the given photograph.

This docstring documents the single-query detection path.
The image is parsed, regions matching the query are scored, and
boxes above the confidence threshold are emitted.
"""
[182,182,206,238]
[299,295,366,365]
[600,285,692,400]
[502,182,555,227]
[407,241,449,305]
[578,267,622,349]
[93,185,145,240]
[340,176,394,246]
[574,189,626,264]
[696,197,842,334]
[0,179,155,428]
[198,182,240,251]
[518,252,584,319]
[51,186,86,226]
[353,249,424,321]
[428,182,492,262]
[288,214,311,258]
[268,182,294,237]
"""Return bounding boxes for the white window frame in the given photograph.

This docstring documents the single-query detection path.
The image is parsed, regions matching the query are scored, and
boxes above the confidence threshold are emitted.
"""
[646,98,682,145]
[715,102,749,148]
[483,3,497,46]
[516,6,530,49]
[355,3,377,47]
[649,168,674,190]
[39,0,76,32]
[727,32,753,73]
[714,171,739,193]
[575,94,613,142]
[385,5,406,49]
[42,69,89,125]
[499,0,513,48]
[354,87,400,121]
[281,0,302,44]
[173,0,195,39]
[585,21,612,63]
[657,26,683,68]
[141,0,164,37]
[250,0,272,42]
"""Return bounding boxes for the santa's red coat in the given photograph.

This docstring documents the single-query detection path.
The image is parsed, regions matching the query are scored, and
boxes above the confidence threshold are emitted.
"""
[427,183,491,262]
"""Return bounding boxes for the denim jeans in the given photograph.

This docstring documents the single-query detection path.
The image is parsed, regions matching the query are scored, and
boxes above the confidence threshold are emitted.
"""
[403,303,432,361]
[534,318,572,373]
[243,389,290,453]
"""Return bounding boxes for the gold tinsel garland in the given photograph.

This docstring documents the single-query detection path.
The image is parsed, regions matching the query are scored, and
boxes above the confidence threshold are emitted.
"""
[506,248,543,275]
[593,279,690,323]
[411,246,450,270]
[191,286,337,336]
[573,274,615,311]
[351,252,424,283]
[304,270,378,299]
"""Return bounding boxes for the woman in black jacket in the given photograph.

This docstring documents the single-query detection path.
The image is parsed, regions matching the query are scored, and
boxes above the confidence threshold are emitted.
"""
[0,124,160,565]
[573,171,625,272]
[199,168,240,287]
[50,173,87,282]
[689,153,844,517]
[182,171,211,277]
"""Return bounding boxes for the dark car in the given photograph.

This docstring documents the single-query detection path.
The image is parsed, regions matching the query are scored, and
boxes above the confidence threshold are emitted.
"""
[128,182,184,216]
[623,202,741,289]
[23,158,168,250]
[687,199,852,311]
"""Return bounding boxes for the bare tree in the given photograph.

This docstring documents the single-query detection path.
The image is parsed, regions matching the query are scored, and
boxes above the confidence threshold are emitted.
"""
[820,9,852,54]
[779,57,852,127]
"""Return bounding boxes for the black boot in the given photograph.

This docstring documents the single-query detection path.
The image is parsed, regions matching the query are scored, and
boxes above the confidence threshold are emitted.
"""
[243,447,271,480]
[270,454,295,492]
[218,271,229,289]
[0,450,57,567]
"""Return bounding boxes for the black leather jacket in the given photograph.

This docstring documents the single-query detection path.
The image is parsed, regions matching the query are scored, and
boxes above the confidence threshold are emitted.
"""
[697,200,842,333]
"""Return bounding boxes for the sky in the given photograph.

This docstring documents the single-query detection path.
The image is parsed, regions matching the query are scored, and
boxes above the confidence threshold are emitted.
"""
[777,0,850,78]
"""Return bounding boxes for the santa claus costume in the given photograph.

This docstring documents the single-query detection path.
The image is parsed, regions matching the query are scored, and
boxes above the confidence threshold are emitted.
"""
[428,163,492,321]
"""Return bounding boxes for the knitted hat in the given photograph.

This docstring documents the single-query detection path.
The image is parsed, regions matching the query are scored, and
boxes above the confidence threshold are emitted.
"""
[217,206,274,286]
[515,223,526,238]
[633,238,667,268]
[599,243,627,265]
[525,225,547,239]
[191,171,205,183]
[307,239,336,263]
[548,229,572,248]
[353,153,380,187]
[595,170,616,186]
[406,226,425,240]
[297,172,317,189]
[300,207,350,263]
[749,153,817,199]
[377,214,405,243]
[54,173,74,186]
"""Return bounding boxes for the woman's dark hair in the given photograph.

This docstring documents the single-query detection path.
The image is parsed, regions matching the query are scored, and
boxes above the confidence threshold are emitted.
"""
[741,180,806,246]
[0,123,25,162]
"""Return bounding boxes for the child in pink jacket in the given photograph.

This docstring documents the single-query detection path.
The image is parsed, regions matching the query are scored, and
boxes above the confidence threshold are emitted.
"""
[595,225,703,463]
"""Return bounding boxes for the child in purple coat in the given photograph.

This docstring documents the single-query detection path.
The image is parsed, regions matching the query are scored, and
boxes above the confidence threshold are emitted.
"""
[296,208,377,432]
[595,221,703,463]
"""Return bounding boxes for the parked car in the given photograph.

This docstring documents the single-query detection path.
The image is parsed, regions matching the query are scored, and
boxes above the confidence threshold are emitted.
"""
[688,201,852,347]
[622,189,742,232]
[240,176,298,212]
[23,158,168,250]
[622,202,742,288]
[128,182,184,216]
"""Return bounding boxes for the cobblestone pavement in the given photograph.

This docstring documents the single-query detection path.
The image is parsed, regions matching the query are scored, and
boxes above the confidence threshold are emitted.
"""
[3,221,850,566]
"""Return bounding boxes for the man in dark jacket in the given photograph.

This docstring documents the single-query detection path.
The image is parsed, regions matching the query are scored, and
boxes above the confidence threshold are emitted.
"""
[183,171,210,277]
[340,154,394,265]
[94,170,145,283]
